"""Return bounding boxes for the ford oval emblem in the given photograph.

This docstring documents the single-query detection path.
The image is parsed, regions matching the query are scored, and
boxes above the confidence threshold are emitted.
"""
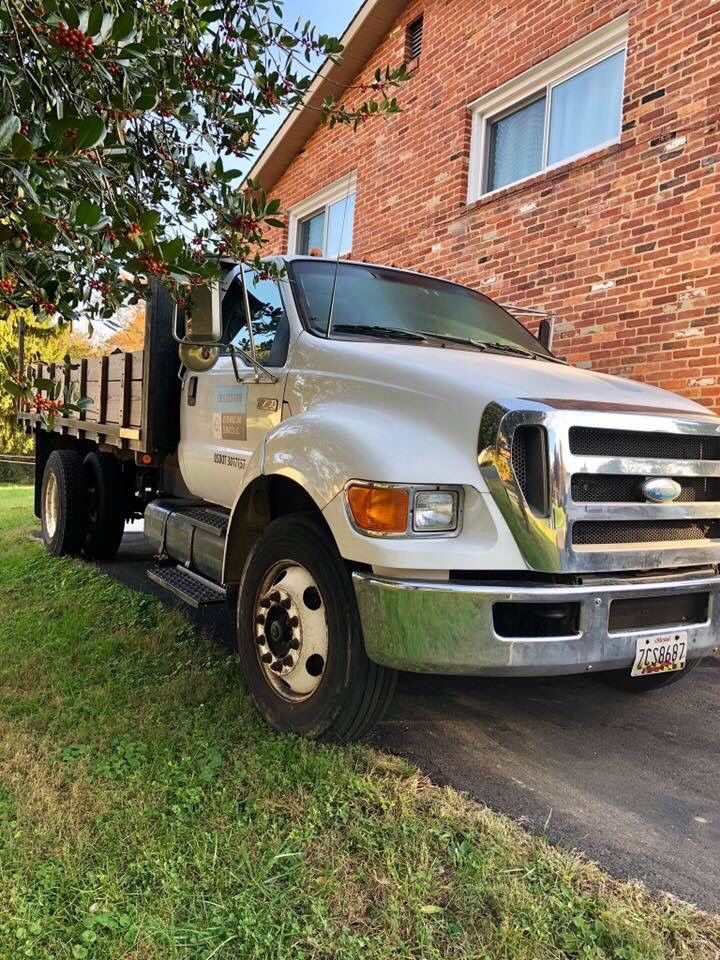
[642,477,682,503]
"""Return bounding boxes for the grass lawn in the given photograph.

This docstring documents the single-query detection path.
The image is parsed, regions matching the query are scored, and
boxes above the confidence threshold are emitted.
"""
[0,485,718,960]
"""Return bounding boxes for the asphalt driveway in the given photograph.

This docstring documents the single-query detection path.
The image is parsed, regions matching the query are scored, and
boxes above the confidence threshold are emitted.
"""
[106,526,720,913]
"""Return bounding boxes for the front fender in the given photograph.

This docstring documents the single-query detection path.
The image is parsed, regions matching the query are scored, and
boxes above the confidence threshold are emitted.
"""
[261,404,480,507]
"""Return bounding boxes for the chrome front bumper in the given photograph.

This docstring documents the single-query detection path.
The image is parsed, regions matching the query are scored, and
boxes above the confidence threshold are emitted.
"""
[352,570,720,675]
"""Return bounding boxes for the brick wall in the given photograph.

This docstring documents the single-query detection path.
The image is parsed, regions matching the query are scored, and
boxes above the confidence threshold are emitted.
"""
[262,0,720,408]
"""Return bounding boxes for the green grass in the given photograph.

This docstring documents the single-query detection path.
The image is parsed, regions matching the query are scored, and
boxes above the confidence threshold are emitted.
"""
[0,485,718,960]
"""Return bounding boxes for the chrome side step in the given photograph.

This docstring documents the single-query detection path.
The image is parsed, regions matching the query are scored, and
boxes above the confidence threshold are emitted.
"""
[147,564,226,608]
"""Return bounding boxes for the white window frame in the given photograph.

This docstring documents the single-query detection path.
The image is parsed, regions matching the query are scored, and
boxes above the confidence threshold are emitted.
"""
[467,15,628,203]
[287,172,357,256]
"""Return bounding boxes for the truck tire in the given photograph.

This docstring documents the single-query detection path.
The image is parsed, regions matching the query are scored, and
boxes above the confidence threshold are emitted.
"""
[600,657,702,692]
[83,452,126,560]
[237,513,397,741]
[40,449,87,556]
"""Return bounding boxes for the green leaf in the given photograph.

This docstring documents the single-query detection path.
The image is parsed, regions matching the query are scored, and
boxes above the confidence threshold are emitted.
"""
[75,200,102,227]
[112,11,135,40]
[74,117,106,151]
[139,210,160,231]
[2,380,25,399]
[134,89,158,111]
[27,220,57,243]
[11,133,33,161]
[87,4,104,36]
[34,378,56,392]
[160,237,183,261]
[0,115,20,151]
[8,166,39,203]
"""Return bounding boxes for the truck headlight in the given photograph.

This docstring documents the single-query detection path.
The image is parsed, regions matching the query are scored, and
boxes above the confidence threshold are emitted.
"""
[345,483,461,536]
[413,490,458,532]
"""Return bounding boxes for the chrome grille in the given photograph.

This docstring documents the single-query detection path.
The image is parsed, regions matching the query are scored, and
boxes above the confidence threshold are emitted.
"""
[479,401,720,574]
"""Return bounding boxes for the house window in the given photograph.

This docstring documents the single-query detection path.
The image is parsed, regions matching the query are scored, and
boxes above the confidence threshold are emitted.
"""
[467,16,628,200]
[289,174,356,258]
[406,16,423,63]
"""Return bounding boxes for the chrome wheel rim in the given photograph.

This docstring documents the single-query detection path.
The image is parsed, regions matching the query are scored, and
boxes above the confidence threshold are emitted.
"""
[44,472,59,539]
[253,560,328,701]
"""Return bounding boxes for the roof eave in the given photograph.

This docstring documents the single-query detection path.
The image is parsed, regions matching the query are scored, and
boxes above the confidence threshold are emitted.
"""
[244,0,411,192]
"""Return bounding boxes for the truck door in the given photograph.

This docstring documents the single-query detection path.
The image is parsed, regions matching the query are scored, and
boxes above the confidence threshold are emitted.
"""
[179,269,290,507]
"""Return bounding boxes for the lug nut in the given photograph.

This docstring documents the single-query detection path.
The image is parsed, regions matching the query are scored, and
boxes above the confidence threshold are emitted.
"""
[289,616,299,628]
[270,661,283,673]
[259,598,271,608]
[289,638,299,650]
[282,655,294,667]
[255,614,265,625]
[281,597,291,609]
[261,652,272,663]
[269,591,281,603]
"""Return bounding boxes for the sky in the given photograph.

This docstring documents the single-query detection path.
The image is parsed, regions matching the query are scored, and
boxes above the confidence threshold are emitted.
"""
[246,0,360,170]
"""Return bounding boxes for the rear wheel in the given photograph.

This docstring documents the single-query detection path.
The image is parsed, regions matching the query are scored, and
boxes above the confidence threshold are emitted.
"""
[600,658,702,692]
[237,514,397,740]
[83,452,126,561]
[40,450,87,555]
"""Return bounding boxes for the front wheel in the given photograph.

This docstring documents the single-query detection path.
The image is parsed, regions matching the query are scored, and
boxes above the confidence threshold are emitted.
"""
[237,514,397,740]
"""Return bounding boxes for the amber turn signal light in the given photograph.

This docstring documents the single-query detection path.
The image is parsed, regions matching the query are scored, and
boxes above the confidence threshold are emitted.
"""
[347,484,409,535]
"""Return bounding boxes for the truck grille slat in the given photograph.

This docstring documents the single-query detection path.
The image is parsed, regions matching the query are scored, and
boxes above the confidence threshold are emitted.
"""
[571,474,720,504]
[572,519,720,546]
[569,427,720,461]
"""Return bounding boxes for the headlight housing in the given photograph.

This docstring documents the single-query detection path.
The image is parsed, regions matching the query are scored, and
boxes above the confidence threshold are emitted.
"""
[345,483,461,537]
[412,490,458,532]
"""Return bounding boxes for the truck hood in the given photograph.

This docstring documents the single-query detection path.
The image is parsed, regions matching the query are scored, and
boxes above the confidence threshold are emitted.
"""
[292,335,712,418]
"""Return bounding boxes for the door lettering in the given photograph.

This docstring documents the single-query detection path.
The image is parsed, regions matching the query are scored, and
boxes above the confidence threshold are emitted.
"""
[212,386,248,441]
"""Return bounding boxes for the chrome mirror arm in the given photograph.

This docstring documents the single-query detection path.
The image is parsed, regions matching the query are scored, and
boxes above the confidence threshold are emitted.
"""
[226,343,278,385]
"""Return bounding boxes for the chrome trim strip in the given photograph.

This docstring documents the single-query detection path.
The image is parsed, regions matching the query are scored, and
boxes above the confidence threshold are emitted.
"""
[478,399,720,573]
[567,456,720,478]
[353,570,720,675]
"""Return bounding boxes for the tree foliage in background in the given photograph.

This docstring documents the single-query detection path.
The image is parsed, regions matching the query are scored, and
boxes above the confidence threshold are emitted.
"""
[0,307,95,452]
[0,0,405,329]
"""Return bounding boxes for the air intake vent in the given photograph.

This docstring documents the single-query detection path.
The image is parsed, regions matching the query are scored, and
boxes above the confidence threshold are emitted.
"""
[572,519,720,546]
[406,16,423,62]
[512,425,549,516]
[571,474,720,503]
[569,427,720,461]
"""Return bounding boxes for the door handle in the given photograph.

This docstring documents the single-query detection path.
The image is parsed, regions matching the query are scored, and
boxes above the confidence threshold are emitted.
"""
[187,376,198,406]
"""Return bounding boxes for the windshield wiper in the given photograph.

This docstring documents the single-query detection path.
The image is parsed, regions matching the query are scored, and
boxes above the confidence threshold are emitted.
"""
[417,331,564,363]
[481,340,566,363]
[331,323,429,342]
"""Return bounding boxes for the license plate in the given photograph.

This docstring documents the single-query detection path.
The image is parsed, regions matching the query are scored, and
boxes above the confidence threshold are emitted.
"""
[631,631,687,677]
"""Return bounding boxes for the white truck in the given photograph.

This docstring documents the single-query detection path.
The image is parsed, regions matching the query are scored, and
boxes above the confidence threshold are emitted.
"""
[21,256,720,739]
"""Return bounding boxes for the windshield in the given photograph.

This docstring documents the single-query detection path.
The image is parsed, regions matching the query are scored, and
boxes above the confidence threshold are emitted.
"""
[289,260,551,356]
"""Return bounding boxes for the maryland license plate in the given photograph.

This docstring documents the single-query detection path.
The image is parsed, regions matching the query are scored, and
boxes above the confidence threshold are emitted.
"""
[631,631,687,677]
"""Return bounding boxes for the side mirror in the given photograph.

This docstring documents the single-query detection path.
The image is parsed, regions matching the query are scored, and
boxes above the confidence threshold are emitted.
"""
[178,342,220,372]
[177,281,222,344]
[538,316,555,351]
